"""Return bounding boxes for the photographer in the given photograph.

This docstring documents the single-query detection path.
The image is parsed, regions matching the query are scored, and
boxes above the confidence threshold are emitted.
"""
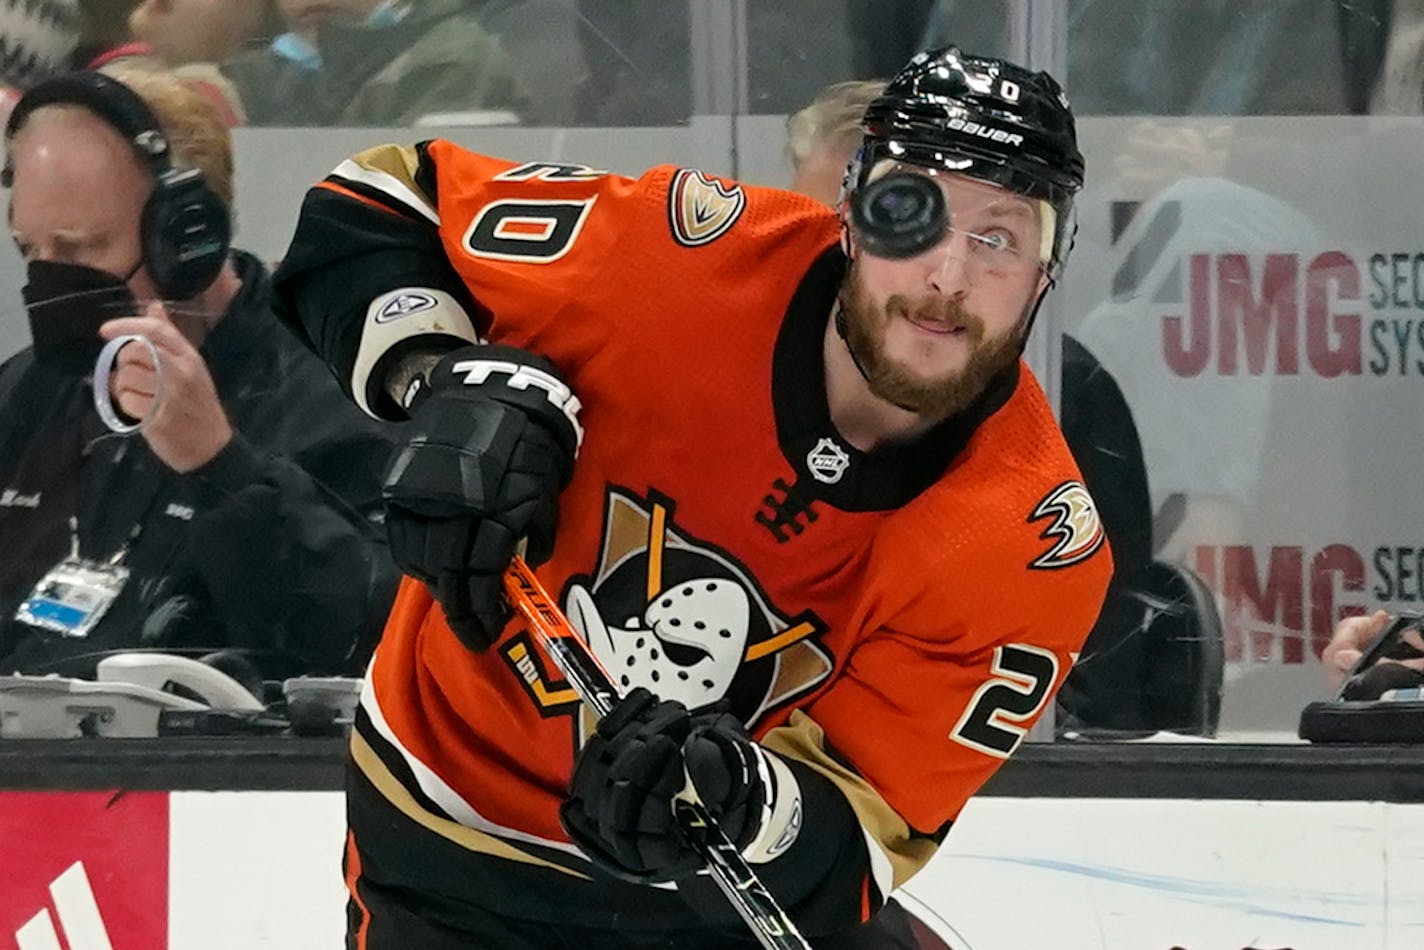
[0,67,400,680]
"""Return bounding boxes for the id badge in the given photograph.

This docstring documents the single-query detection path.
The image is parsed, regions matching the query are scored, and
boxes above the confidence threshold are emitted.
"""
[15,556,130,638]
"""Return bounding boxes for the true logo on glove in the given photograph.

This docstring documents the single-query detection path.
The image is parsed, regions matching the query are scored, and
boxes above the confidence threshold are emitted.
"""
[451,358,585,449]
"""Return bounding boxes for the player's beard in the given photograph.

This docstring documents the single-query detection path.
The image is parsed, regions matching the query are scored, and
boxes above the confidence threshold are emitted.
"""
[839,265,1021,420]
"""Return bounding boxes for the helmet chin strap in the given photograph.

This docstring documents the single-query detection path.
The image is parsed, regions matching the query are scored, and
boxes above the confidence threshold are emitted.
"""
[832,296,869,378]
[834,221,911,406]
[835,220,876,384]
[1014,274,1055,354]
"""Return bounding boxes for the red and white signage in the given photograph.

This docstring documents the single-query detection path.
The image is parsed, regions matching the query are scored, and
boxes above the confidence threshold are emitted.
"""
[2,792,168,950]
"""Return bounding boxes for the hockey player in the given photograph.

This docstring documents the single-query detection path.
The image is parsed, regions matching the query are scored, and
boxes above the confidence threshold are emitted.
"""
[274,45,1112,948]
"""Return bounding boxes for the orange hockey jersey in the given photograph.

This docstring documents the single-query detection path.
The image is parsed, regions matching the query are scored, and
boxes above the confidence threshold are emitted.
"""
[277,140,1112,917]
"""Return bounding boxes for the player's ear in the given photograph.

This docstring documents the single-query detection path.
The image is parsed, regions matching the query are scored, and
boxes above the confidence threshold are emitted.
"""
[837,215,856,259]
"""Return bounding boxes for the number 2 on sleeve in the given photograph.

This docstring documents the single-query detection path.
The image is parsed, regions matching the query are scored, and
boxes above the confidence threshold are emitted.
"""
[951,644,1058,757]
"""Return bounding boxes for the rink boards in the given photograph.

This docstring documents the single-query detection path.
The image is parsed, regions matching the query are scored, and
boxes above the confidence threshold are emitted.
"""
[4,788,1421,950]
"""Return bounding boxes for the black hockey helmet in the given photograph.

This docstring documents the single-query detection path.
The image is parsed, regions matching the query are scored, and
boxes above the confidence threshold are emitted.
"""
[848,45,1084,278]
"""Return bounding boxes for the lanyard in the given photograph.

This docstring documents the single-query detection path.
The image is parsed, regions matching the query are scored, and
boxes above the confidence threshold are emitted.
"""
[76,434,169,565]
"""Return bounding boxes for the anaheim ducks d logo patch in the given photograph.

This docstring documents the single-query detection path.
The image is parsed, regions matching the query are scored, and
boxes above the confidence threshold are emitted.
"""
[1028,481,1105,569]
[669,168,745,246]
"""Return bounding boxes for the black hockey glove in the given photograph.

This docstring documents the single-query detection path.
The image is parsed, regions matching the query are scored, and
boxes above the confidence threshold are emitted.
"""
[382,344,581,652]
[561,688,801,884]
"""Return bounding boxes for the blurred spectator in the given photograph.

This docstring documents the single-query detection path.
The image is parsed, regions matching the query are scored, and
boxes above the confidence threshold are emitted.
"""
[127,0,282,68]
[785,78,884,204]
[786,77,1157,732]
[3,1,253,128]
[0,0,79,126]
[0,67,401,679]
[75,0,142,68]
[117,0,281,126]
[0,0,80,88]
[0,1,246,133]
[223,0,526,126]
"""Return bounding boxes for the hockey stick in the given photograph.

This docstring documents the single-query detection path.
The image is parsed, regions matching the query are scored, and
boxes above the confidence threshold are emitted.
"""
[503,555,812,950]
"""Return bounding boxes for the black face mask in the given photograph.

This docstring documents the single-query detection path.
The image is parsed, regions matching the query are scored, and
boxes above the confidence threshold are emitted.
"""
[22,260,140,376]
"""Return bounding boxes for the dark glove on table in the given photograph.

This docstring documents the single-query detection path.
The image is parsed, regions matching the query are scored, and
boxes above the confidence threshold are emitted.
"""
[382,344,581,651]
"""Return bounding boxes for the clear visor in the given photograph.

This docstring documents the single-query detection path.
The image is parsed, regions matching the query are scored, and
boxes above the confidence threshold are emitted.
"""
[856,159,1056,275]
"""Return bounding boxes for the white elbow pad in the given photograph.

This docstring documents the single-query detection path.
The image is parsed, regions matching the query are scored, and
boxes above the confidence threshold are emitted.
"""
[741,747,803,864]
[351,287,478,417]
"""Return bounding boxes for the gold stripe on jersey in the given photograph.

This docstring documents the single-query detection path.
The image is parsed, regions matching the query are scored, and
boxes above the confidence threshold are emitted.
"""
[745,620,818,661]
[761,710,938,891]
[350,729,591,880]
[646,502,667,601]
[332,144,438,223]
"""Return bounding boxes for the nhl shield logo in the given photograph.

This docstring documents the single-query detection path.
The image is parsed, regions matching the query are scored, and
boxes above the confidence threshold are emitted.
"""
[806,437,851,484]
[669,168,745,247]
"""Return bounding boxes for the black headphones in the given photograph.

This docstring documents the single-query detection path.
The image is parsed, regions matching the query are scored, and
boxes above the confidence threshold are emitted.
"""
[3,71,232,300]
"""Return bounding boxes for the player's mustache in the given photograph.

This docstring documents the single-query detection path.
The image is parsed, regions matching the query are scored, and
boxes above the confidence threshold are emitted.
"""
[884,295,985,339]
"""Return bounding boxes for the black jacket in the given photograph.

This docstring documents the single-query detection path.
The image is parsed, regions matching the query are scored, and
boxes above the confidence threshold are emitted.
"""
[0,252,401,679]
[1055,333,1156,731]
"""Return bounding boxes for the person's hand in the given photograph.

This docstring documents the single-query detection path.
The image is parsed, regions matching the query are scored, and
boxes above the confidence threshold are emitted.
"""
[100,303,233,472]
[1322,610,1424,690]
[381,344,580,652]
[561,688,781,883]
[1323,610,1389,688]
